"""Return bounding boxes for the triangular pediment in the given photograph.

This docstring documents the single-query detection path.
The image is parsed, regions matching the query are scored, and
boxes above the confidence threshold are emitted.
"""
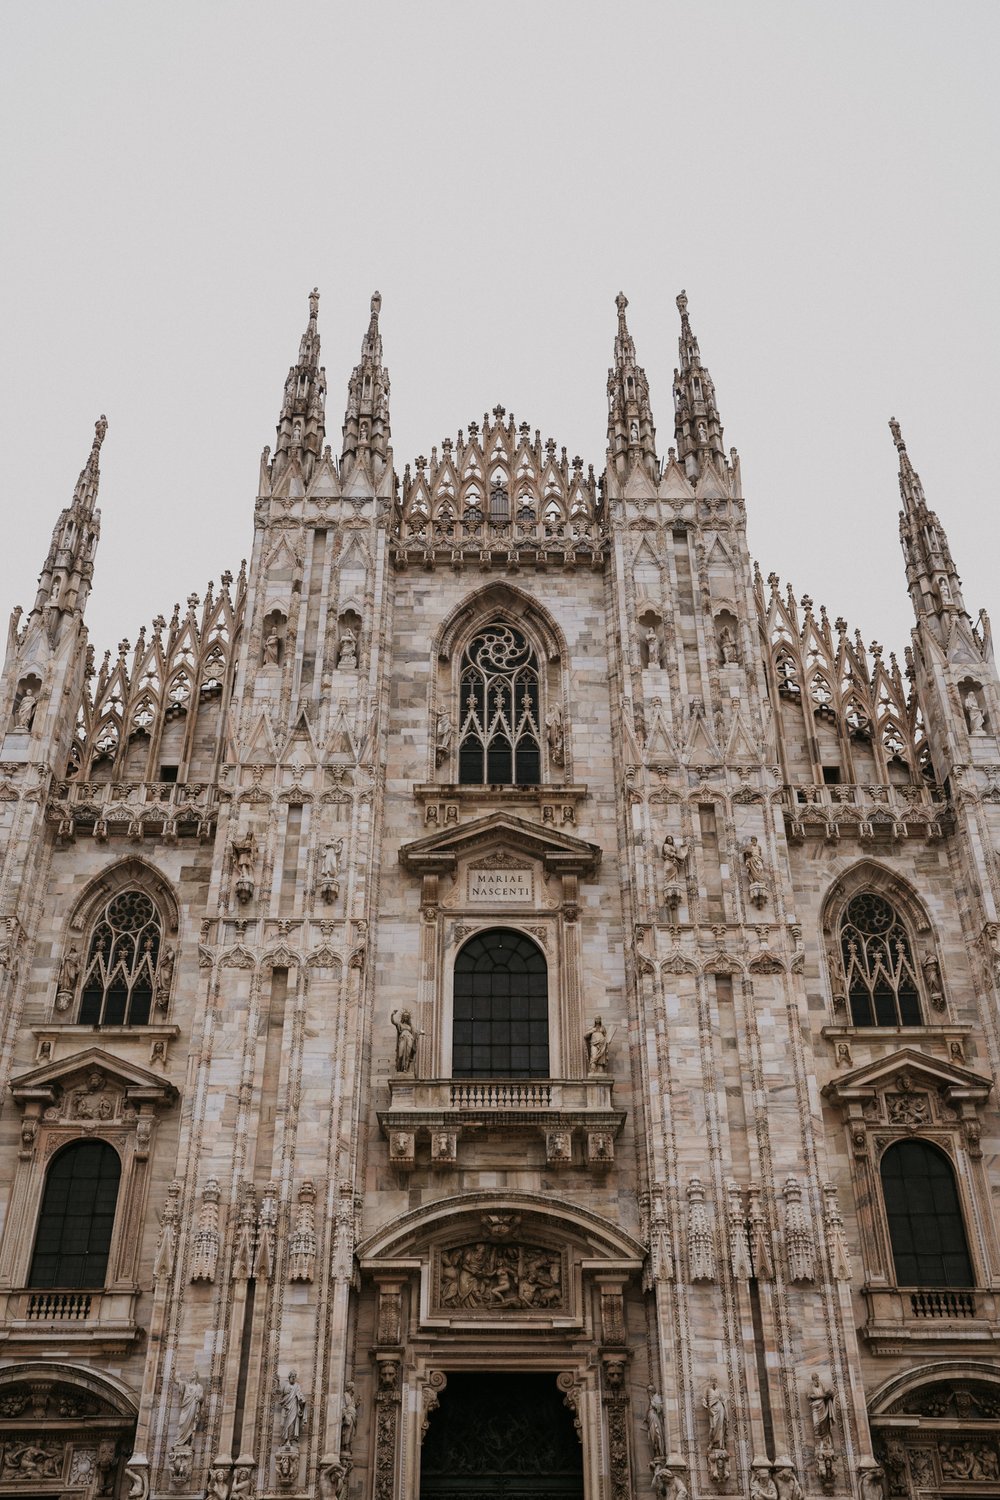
[823,1046,993,1106]
[11,1046,177,1106]
[399,810,601,878]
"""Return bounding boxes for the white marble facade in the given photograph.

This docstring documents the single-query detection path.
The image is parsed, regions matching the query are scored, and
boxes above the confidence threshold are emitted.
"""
[0,290,998,1499]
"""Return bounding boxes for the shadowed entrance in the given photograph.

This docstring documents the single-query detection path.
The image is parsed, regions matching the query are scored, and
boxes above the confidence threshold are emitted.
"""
[420,1372,584,1500]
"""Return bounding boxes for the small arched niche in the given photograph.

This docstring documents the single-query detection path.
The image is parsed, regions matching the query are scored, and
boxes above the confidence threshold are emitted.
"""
[714,610,739,666]
[336,609,362,670]
[959,677,989,737]
[261,608,287,667]
[637,609,663,669]
[11,673,42,734]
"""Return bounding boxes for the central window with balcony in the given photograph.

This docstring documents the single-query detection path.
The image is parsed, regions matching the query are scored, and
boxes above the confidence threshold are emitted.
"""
[452,929,548,1077]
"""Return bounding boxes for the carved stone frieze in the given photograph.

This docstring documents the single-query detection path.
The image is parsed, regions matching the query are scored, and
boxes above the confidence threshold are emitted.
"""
[437,1240,563,1311]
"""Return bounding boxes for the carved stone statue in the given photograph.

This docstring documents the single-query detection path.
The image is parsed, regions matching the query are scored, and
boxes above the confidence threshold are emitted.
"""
[278,1370,307,1444]
[435,710,452,765]
[584,1016,609,1072]
[175,1373,204,1447]
[661,835,689,883]
[263,632,280,665]
[651,1462,688,1500]
[318,1461,349,1500]
[14,690,37,731]
[644,1387,665,1457]
[341,1382,360,1452]
[858,1467,885,1500]
[702,1378,727,1449]
[391,1009,419,1073]
[230,1464,253,1500]
[965,690,986,735]
[646,628,661,668]
[718,625,738,664]
[750,1460,778,1500]
[807,1372,836,1440]
[205,1466,229,1500]
[742,836,769,908]
[231,829,256,902]
[546,704,564,765]
[56,945,81,1009]
[321,837,343,882]
[156,945,175,1009]
[338,628,358,668]
[772,1460,804,1500]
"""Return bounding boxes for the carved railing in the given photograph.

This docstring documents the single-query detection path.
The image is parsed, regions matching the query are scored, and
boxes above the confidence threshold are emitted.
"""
[25,1291,93,1321]
[450,1081,553,1109]
[783,782,945,842]
[392,520,608,569]
[909,1288,976,1319]
[48,778,218,840]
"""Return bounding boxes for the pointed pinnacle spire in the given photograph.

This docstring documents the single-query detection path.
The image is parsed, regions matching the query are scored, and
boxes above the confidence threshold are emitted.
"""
[341,290,391,481]
[606,292,657,480]
[33,415,106,624]
[672,290,726,480]
[272,287,326,483]
[892,416,964,622]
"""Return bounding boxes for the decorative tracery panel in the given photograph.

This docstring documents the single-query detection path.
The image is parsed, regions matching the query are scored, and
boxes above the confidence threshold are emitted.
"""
[79,890,162,1026]
[458,627,541,786]
[840,892,922,1027]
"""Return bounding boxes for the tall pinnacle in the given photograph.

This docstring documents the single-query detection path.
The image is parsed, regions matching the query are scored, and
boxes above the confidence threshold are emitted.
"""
[892,416,965,622]
[673,290,726,480]
[606,293,657,479]
[32,415,106,624]
[341,291,391,481]
[273,287,326,482]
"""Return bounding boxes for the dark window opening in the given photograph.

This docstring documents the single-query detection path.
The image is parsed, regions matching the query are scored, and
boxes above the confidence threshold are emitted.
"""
[453,929,548,1078]
[29,1141,121,1289]
[159,764,179,783]
[840,892,923,1027]
[822,765,841,785]
[881,1140,973,1287]
[79,889,161,1027]
[458,625,541,787]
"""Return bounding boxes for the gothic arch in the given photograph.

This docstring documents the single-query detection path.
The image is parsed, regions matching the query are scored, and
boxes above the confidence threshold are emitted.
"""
[67,855,180,937]
[821,858,944,1021]
[436,582,566,665]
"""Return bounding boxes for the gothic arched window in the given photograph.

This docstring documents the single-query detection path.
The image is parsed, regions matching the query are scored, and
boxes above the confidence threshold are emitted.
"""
[458,626,541,786]
[880,1140,973,1287]
[840,892,922,1027]
[453,929,549,1078]
[28,1140,121,1288]
[79,889,162,1026]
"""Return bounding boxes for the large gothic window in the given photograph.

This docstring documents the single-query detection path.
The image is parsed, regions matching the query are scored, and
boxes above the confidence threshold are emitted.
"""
[453,929,549,1077]
[458,626,541,786]
[79,889,162,1026]
[880,1140,973,1288]
[840,892,922,1027]
[28,1141,121,1288]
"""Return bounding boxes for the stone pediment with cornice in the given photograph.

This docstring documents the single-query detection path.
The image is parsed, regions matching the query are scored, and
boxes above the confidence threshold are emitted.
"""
[823,1047,993,1110]
[10,1046,177,1109]
[399,810,601,878]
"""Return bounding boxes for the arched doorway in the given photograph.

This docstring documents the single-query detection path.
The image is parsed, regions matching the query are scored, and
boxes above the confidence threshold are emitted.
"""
[421,1372,583,1500]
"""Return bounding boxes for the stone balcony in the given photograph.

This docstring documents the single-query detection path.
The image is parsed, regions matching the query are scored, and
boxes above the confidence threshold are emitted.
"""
[48,778,218,842]
[391,519,609,573]
[377,1075,625,1170]
[0,1288,140,1353]
[782,781,947,843]
[862,1285,1000,1352]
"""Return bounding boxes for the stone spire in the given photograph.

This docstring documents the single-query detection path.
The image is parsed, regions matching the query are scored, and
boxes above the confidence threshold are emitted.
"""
[273,287,326,484]
[606,292,658,479]
[892,416,966,623]
[341,291,391,482]
[672,290,726,481]
[32,414,106,626]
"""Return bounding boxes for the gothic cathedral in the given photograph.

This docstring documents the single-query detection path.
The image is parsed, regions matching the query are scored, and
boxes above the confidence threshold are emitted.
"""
[0,288,997,1500]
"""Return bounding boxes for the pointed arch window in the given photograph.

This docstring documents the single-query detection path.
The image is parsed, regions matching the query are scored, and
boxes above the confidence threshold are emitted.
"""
[79,889,162,1026]
[453,929,549,1077]
[840,892,922,1027]
[881,1140,973,1287]
[28,1141,121,1288]
[458,626,541,786]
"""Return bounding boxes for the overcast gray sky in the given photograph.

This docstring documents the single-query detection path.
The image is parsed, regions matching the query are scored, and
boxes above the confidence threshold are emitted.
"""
[1,1,997,660]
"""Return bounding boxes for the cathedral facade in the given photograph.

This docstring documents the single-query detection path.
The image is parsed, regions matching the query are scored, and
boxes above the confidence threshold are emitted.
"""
[0,288,998,1500]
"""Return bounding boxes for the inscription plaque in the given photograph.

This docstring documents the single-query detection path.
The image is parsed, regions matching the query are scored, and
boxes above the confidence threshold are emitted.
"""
[467,867,534,904]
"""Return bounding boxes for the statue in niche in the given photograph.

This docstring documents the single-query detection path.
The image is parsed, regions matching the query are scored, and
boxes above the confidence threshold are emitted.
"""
[435,709,452,765]
[630,420,640,443]
[965,690,986,735]
[391,1009,419,1073]
[278,1370,307,1445]
[320,837,344,899]
[340,1383,360,1452]
[644,1387,665,1457]
[742,836,769,908]
[645,628,661,667]
[263,631,281,665]
[584,1016,610,1073]
[156,945,175,1009]
[14,690,37,731]
[703,1377,727,1449]
[174,1373,204,1447]
[718,625,738,664]
[231,828,256,903]
[56,945,81,1010]
[546,704,564,766]
[338,628,358,669]
[807,1373,836,1440]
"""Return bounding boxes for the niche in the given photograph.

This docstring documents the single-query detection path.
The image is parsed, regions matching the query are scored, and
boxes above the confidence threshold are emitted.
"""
[11,674,41,733]
[337,609,362,670]
[261,609,287,667]
[715,610,739,666]
[637,609,663,669]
